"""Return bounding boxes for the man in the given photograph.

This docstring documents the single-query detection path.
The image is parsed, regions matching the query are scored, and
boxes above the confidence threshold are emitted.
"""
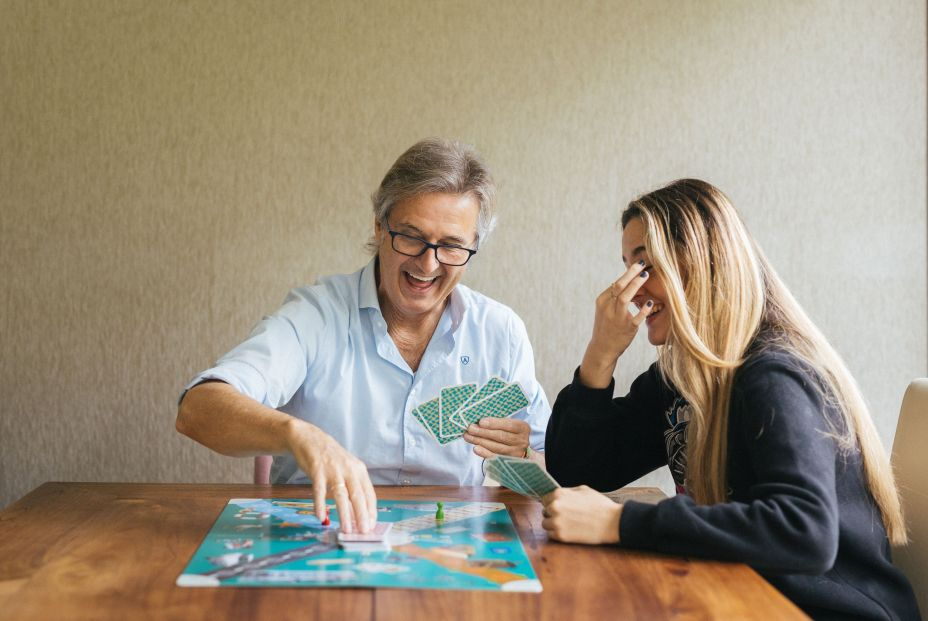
[176,138,550,533]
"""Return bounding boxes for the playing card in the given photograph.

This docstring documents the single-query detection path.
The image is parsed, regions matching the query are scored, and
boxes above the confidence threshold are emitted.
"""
[451,377,507,429]
[486,456,560,498]
[461,377,508,411]
[486,459,533,496]
[337,522,393,542]
[414,397,444,441]
[439,383,476,438]
[455,382,529,429]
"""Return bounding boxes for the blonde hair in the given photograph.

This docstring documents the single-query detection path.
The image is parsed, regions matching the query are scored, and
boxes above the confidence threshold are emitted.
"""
[622,179,906,545]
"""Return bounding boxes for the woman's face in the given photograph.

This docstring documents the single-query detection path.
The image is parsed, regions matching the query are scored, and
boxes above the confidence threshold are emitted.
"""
[621,218,671,346]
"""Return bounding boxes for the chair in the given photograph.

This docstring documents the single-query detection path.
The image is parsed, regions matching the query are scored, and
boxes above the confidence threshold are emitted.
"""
[254,455,273,485]
[891,378,928,615]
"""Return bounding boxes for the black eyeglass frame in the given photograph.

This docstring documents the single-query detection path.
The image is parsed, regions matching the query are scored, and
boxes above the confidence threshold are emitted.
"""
[386,228,478,266]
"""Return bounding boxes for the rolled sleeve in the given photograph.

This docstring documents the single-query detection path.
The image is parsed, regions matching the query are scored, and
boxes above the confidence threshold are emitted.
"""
[180,289,326,408]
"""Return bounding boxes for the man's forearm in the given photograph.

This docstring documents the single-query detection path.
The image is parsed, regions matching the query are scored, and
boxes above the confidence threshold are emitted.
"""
[175,381,299,457]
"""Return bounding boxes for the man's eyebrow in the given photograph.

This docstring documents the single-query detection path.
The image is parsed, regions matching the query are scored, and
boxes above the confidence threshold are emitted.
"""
[621,245,647,264]
[393,223,469,246]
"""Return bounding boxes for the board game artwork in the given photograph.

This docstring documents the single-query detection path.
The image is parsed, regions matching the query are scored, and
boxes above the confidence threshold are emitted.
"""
[177,499,542,592]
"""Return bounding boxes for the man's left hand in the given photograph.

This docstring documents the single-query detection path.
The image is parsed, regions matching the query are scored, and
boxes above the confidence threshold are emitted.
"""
[463,417,531,458]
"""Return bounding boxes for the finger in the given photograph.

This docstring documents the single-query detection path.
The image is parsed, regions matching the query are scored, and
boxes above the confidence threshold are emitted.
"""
[541,517,560,538]
[362,475,378,529]
[632,299,655,326]
[476,417,528,432]
[615,268,650,306]
[313,474,328,522]
[331,481,354,534]
[472,444,494,459]
[466,423,518,445]
[347,478,371,534]
[613,260,648,291]
[465,434,520,456]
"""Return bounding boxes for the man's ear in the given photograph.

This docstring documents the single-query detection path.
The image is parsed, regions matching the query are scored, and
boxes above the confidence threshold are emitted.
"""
[374,218,383,237]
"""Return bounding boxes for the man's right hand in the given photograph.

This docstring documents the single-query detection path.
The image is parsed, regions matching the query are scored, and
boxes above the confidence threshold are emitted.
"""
[285,419,377,534]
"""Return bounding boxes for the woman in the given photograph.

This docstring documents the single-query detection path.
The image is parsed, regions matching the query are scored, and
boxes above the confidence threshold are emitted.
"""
[542,179,919,620]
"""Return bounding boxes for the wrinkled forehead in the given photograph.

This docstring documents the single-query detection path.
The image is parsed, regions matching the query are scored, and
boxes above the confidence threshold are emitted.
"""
[387,192,480,244]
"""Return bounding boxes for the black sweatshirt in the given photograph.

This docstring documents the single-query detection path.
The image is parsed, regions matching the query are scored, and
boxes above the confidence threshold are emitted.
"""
[545,349,920,621]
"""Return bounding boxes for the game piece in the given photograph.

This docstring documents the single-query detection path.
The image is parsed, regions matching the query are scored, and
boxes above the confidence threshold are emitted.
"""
[435,502,444,522]
[321,508,330,527]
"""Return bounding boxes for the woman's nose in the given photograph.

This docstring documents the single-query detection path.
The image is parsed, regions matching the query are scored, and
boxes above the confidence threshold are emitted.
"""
[630,288,648,308]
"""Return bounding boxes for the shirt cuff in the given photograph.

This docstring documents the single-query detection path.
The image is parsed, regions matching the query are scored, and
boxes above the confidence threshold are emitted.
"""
[617,499,660,550]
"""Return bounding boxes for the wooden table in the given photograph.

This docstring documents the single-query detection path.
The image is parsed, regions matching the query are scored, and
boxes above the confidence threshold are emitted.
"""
[0,483,806,620]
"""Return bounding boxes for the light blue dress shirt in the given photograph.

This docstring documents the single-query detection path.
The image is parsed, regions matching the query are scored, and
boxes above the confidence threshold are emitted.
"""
[183,259,550,486]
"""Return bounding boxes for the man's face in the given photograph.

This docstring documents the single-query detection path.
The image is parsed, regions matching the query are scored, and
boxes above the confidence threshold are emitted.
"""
[375,192,480,322]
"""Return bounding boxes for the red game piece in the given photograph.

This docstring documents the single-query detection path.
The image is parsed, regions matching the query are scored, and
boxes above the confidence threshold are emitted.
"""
[321,507,330,526]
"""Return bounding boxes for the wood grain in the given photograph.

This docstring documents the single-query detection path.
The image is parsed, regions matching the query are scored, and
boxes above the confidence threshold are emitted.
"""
[0,483,807,620]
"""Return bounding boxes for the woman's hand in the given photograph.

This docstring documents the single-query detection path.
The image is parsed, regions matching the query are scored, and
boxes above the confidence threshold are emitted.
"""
[464,417,531,458]
[580,261,654,388]
[541,486,623,544]
[285,419,377,534]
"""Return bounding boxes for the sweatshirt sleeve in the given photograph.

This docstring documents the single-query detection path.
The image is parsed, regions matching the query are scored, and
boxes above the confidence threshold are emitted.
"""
[618,355,841,574]
[545,364,669,491]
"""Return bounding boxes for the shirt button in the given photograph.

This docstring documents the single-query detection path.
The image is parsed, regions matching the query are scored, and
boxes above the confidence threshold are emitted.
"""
[409,437,418,447]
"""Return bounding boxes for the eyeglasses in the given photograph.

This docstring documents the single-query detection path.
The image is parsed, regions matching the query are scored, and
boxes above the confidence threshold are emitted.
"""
[387,228,477,266]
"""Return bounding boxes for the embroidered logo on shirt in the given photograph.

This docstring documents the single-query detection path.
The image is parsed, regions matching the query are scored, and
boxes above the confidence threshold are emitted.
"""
[664,397,692,490]
[460,355,470,365]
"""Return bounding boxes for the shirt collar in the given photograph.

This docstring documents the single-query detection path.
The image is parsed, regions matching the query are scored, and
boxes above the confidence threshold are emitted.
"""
[359,257,380,311]
[358,257,467,332]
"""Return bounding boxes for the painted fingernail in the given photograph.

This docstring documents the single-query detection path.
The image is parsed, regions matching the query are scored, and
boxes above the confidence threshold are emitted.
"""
[640,271,648,278]
[647,300,653,307]
[638,260,646,266]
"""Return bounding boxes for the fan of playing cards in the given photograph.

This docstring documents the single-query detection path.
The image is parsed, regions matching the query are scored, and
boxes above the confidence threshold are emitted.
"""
[485,455,560,499]
[411,377,529,445]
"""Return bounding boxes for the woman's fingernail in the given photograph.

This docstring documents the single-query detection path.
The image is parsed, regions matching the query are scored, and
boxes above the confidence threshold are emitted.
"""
[638,260,645,266]
[640,271,648,278]
[647,300,653,307]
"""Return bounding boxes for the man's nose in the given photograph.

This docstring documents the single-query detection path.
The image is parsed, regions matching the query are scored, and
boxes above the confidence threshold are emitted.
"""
[416,248,442,273]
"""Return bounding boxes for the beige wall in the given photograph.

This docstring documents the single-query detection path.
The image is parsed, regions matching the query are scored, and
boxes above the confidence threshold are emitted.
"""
[1,0,925,509]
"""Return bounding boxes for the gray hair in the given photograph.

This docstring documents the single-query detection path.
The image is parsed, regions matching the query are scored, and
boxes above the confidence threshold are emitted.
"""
[365,138,497,254]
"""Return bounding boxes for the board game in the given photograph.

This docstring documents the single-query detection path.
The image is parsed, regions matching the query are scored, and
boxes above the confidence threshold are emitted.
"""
[177,498,542,592]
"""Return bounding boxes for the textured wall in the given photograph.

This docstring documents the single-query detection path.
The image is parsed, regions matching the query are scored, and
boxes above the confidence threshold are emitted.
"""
[1,0,925,510]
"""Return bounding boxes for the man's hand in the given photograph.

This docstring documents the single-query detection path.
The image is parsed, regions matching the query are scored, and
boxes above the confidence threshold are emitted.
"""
[541,486,622,545]
[285,419,377,534]
[463,417,531,458]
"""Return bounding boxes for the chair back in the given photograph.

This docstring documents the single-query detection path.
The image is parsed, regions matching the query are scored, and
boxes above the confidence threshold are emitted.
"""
[254,455,273,485]
[891,378,928,615]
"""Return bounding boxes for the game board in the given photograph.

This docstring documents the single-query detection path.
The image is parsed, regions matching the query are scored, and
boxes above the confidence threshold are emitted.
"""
[177,499,542,592]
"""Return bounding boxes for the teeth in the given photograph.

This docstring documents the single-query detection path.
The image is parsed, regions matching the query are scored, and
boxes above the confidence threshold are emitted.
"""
[406,272,437,283]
